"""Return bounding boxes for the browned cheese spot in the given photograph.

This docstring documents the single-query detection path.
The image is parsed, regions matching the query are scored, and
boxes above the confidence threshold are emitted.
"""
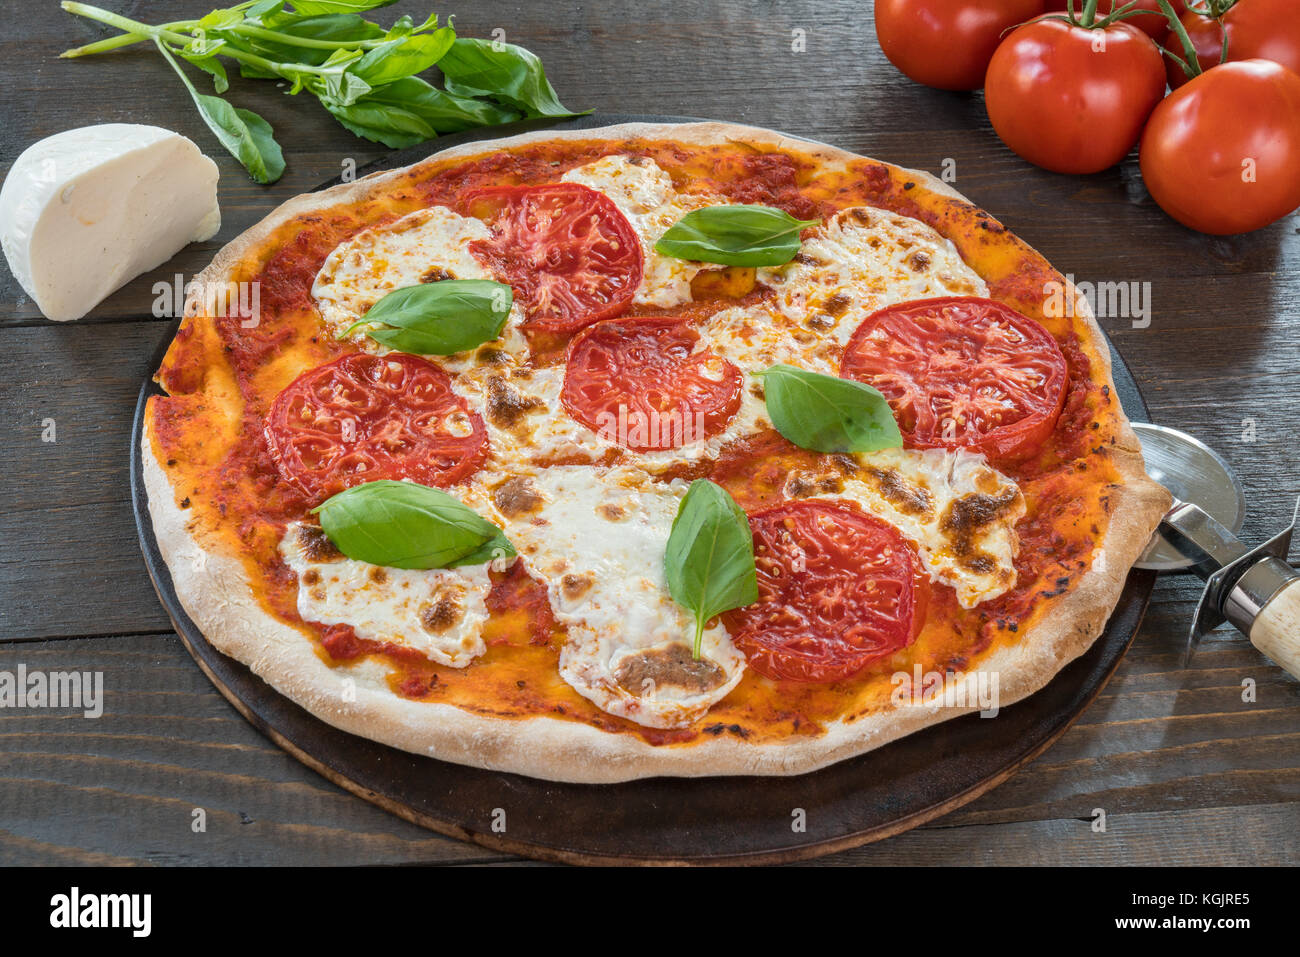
[421,266,455,283]
[420,594,464,633]
[561,573,594,602]
[865,467,933,516]
[486,375,544,428]
[614,645,726,697]
[492,476,544,517]
[940,487,1021,572]
[822,292,852,317]
[300,526,343,563]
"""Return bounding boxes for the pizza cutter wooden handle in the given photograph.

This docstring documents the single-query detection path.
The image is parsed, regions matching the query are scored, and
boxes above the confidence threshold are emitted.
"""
[1249,579,1300,680]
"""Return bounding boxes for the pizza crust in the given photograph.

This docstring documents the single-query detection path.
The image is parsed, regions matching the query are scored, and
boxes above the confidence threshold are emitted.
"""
[149,121,1171,783]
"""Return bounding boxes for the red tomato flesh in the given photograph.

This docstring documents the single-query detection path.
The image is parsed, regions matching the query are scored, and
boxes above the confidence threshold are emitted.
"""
[723,500,928,683]
[264,352,487,502]
[839,296,1069,460]
[464,183,643,333]
[561,315,743,452]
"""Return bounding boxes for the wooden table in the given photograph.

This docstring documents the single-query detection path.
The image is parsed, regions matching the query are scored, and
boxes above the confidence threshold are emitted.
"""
[1,0,1296,866]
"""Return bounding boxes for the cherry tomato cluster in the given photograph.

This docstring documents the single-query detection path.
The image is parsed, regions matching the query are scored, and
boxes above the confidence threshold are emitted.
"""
[875,0,1300,235]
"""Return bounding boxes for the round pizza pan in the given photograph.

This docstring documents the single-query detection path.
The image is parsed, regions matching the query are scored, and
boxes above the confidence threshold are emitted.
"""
[131,114,1158,865]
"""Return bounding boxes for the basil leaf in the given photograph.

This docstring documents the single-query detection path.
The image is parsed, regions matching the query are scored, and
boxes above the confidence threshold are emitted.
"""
[438,37,583,118]
[320,98,435,147]
[245,0,285,18]
[227,13,386,67]
[313,480,514,570]
[664,480,758,658]
[655,205,820,267]
[197,95,286,184]
[361,76,520,133]
[155,38,285,183]
[287,0,400,14]
[343,280,513,355]
[350,27,455,86]
[181,51,231,93]
[754,364,903,454]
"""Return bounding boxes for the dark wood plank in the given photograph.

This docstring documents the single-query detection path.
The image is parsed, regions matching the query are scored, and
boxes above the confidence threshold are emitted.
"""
[0,321,175,640]
[1,620,1291,865]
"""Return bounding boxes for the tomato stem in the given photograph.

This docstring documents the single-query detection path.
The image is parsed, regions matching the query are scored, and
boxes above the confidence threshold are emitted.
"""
[1156,0,1206,80]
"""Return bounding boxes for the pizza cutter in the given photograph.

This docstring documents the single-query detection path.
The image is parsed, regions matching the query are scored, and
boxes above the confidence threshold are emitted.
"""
[1132,423,1300,679]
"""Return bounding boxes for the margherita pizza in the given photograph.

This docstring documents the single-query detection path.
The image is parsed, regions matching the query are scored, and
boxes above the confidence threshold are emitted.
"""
[142,121,1170,783]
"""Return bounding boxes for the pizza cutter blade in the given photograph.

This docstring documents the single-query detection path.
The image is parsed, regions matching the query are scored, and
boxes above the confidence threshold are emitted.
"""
[1131,423,1300,679]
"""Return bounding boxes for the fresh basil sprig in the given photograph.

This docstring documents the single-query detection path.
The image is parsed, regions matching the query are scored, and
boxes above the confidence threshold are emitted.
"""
[153,37,285,185]
[313,480,515,570]
[664,480,758,659]
[654,205,820,267]
[60,3,578,181]
[754,364,903,454]
[342,279,513,355]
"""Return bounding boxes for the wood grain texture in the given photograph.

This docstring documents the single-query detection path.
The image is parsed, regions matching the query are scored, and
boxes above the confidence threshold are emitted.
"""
[0,0,1296,864]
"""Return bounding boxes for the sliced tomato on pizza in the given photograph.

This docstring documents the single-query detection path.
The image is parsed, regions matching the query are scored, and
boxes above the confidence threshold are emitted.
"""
[724,500,929,683]
[561,315,743,451]
[839,296,1069,460]
[264,352,488,502]
[463,182,644,332]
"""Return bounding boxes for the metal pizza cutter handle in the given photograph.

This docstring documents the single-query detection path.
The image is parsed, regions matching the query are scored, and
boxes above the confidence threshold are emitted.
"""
[1133,423,1300,680]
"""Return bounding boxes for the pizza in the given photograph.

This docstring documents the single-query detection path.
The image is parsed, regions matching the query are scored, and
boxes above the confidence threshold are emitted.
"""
[142,121,1170,783]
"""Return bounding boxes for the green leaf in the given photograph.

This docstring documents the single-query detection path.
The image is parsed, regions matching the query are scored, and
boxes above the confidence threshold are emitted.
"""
[753,365,903,454]
[361,76,520,133]
[155,37,286,184]
[350,26,455,85]
[319,98,435,147]
[246,0,286,18]
[287,0,400,14]
[182,51,230,93]
[312,480,515,570]
[343,280,513,355]
[655,205,820,267]
[438,37,582,117]
[664,480,758,658]
[228,13,385,66]
[198,8,245,30]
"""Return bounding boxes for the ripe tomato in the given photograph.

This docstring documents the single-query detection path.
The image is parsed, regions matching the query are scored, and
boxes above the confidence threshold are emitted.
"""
[839,297,1069,460]
[561,315,743,451]
[1140,58,1300,234]
[1166,0,1300,88]
[1044,0,1170,39]
[984,16,1167,173]
[464,183,643,333]
[874,0,1045,91]
[723,500,928,683]
[264,352,487,502]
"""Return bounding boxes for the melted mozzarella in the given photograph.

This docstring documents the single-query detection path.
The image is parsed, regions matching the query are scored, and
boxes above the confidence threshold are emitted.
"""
[280,522,493,668]
[484,466,746,729]
[783,447,1025,608]
[561,155,721,307]
[311,204,530,370]
[754,204,988,355]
